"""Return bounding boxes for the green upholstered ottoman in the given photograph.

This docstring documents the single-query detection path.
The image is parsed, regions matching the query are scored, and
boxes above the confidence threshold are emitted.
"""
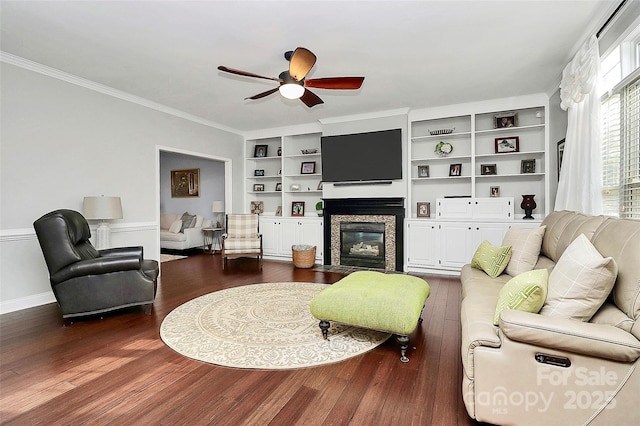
[310,271,430,362]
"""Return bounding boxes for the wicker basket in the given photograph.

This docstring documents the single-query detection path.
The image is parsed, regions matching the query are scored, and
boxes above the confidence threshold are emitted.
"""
[292,245,316,268]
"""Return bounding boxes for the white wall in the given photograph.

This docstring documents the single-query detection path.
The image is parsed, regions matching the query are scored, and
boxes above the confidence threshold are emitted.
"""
[160,151,226,220]
[548,88,568,211]
[0,62,243,313]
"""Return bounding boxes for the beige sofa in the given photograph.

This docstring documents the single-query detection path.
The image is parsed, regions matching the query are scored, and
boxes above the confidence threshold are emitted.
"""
[460,211,640,425]
[160,213,212,251]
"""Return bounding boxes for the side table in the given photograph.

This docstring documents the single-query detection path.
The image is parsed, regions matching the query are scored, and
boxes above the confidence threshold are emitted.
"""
[202,228,224,254]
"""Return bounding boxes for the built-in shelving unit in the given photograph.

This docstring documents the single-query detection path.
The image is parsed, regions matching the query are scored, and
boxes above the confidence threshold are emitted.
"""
[245,132,323,216]
[408,101,549,220]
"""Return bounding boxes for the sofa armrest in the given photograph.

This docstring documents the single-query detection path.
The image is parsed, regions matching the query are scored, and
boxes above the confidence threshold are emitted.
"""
[100,246,143,260]
[499,310,640,362]
[51,256,142,285]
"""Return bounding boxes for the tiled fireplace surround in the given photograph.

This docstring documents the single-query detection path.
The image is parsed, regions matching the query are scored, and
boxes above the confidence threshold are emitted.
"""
[322,198,405,272]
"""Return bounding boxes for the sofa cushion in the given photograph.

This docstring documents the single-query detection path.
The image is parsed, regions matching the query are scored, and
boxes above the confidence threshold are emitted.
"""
[540,233,617,322]
[540,211,606,262]
[160,229,187,242]
[160,213,179,230]
[502,226,545,276]
[493,269,548,325]
[168,219,183,233]
[470,241,511,278]
[590,217,640,326]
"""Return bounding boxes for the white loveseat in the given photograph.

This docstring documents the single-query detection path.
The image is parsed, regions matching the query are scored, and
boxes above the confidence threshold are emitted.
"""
[160,213,212,251]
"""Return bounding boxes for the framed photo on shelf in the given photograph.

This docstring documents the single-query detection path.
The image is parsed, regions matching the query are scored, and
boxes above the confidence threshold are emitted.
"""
[521,159,536,174]
[490,186,500,197]
[417,202,431,218]
[449,164,462,176]
[417,165,430,178]
[254,169,265,176]
[481,164,497,175]
[291,201,305,217]
[254,145,268,158]
[494,136,520,153]
[253,183,265,192]
[250,201,264,214]
[317,181,323,190]
[275,182,282,191]
[171,168,200,198]
[494,112,518,128]
[301,161,316,174]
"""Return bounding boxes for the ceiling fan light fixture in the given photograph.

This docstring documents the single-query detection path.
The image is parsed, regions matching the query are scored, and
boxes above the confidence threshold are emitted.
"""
[279,83,304,99]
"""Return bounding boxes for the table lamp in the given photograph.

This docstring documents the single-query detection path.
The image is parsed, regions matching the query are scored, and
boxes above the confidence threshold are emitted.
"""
[211,200,225,228]
[83,196,123,249]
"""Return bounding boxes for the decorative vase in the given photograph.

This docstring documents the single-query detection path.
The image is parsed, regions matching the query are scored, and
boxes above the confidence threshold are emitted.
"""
[521,194,536,219]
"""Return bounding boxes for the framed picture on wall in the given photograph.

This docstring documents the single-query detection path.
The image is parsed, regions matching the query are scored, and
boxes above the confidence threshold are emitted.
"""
[521,159,536,174]
[171,168,200,197]
[557,138,565,179]
[494,112,518,128]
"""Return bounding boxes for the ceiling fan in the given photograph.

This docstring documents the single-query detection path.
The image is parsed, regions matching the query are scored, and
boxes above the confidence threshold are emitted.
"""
[217,47,365,108]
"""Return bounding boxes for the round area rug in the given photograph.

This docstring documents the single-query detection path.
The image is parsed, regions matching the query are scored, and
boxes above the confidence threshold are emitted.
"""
[160,282,391,369]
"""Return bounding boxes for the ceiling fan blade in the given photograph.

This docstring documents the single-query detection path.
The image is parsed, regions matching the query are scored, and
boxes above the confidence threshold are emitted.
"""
[289,47,317,81]
[217,66,281,82]
[300,89,324,108]
[305,77,365,90]
[244,87,280,100]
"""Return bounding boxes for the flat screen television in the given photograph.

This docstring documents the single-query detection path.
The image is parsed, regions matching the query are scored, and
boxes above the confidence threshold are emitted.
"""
[321,128,402,183]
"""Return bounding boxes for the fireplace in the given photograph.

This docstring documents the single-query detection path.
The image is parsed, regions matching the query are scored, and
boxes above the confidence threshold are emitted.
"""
[340,222,386,269]
[323,198,404,271]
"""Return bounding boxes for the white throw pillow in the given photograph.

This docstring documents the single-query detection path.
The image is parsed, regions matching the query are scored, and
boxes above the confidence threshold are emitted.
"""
[169,219,183,233]
[540,233,618,322]
[502,226,546,277]
[194,214,204,228]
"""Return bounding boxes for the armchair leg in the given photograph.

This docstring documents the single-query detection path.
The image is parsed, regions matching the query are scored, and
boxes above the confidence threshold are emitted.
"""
[143,303,153,315]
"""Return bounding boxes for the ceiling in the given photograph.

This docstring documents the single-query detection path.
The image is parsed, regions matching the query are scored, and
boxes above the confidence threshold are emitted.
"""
[0,1,615,134]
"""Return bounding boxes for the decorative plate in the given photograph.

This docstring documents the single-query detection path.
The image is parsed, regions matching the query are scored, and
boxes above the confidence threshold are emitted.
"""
[429,128,455,136]
[435,141,453,157]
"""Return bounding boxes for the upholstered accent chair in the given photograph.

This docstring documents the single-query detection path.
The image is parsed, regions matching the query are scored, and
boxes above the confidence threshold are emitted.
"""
[221,214,262,270]
[33,209,159,320]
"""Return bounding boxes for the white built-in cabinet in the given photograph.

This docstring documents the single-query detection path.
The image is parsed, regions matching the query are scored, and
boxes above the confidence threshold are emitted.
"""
[260,216,323,261]
[405,198,542,274]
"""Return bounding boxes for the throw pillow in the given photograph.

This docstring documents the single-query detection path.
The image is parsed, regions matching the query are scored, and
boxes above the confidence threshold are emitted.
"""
[470,240,512,278]
[180,212,197,232]
[169,219,182,233]
[539,233,618,322]
[493,269,548,325]
[502,226,546,277]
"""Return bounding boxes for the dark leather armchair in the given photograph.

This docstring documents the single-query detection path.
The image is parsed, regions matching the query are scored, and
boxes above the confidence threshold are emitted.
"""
[33,209,159,319]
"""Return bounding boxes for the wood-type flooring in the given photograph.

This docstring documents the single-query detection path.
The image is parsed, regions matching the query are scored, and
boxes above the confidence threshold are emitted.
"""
[0,254,480,425]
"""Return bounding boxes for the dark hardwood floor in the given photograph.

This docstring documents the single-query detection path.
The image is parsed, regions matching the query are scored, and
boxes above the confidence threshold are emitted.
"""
[0,254,479,425]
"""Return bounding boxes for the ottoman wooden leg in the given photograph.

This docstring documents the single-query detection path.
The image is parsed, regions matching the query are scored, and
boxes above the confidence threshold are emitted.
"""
[396,335,410,363]
[319,320,331,340]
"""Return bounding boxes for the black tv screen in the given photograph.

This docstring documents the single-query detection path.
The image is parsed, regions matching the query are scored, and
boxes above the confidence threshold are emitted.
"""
[321,129,402,182]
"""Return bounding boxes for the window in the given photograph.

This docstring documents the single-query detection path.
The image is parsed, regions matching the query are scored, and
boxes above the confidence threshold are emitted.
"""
[600,24,640,219]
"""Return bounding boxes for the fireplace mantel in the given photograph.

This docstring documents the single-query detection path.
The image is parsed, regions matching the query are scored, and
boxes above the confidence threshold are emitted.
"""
[322,198,405,271]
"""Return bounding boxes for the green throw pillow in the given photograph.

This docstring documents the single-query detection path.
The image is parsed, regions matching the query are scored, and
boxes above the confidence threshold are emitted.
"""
[470,241,512,278]
[493,269,549,325]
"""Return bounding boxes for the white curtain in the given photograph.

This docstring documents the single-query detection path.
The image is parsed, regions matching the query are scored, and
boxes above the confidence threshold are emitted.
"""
[556,35,602,214]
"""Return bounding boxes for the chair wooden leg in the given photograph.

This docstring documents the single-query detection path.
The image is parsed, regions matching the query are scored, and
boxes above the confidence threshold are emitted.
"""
[143,303,153,315]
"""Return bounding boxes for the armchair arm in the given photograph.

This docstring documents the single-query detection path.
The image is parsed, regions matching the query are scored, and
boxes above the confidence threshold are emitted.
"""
[100,246,143,260]
[499,310,640,362]
[50,255,142,285]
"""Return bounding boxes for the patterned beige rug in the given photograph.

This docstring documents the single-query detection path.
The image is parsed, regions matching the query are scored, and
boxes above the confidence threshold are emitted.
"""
[160,282,391,369]
[160,254,188,263]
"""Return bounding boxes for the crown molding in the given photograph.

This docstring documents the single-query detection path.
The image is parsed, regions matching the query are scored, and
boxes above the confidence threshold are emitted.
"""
[318,108,410,125]
[0,51,241,135]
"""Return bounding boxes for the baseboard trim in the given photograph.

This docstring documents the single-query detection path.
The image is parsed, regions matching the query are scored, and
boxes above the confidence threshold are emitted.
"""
[0,291,56,315]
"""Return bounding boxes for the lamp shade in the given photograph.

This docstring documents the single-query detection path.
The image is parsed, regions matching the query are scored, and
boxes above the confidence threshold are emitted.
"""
[83,196,123,220]
[211,200,225,213]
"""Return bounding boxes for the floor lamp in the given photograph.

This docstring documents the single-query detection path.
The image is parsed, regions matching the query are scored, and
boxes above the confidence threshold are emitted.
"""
[83,196,123,250]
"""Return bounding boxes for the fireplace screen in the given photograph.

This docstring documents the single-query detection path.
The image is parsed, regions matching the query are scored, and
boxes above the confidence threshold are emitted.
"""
[340,222,385,269]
